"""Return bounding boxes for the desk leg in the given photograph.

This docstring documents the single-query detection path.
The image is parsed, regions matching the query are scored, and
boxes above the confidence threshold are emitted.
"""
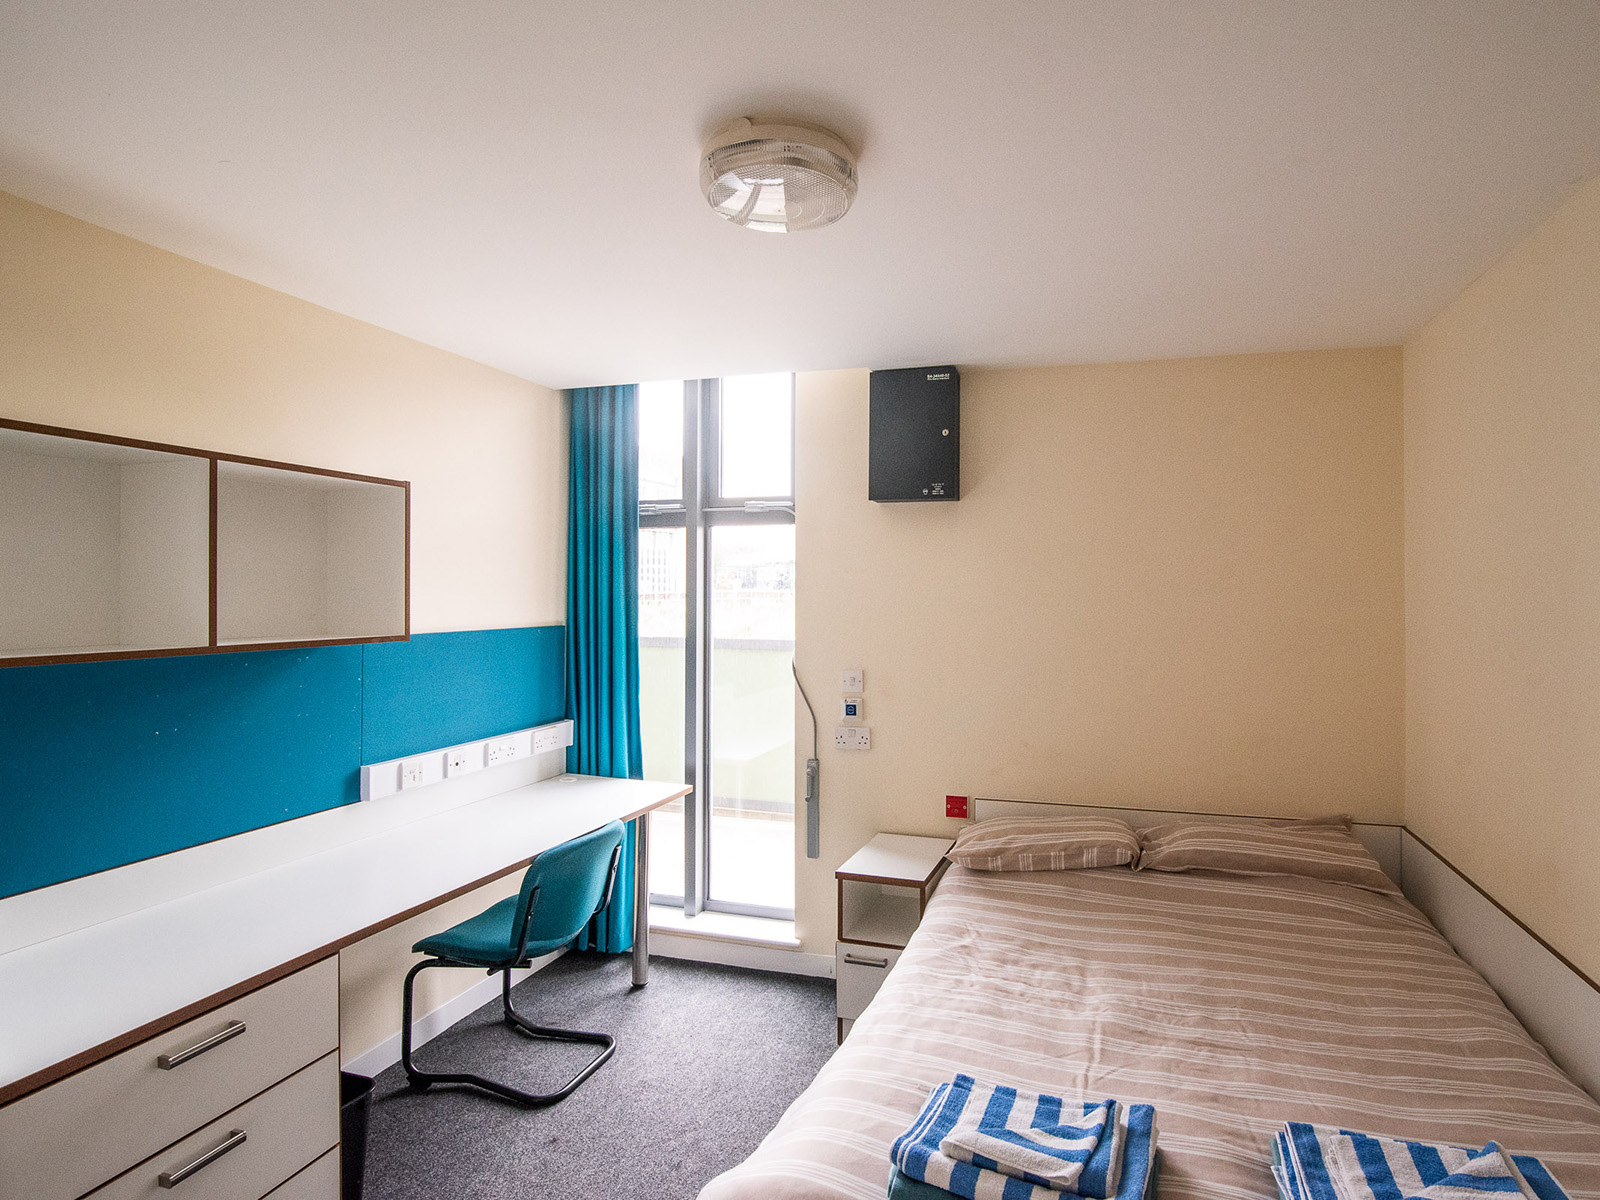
[632,814,650,986]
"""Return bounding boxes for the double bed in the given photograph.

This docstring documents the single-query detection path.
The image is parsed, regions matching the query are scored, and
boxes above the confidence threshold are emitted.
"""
[700,813,1600,1200]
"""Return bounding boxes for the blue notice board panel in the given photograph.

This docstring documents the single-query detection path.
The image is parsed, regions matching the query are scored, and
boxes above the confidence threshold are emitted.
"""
[360,625,567,763]
[0,626,566,899]
[0,646,362,898]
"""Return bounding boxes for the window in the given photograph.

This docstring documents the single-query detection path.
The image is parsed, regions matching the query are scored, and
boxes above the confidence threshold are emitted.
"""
[637,375,796,919]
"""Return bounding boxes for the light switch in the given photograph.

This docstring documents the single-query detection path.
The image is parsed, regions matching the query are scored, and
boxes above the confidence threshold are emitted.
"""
[842,668,864,692]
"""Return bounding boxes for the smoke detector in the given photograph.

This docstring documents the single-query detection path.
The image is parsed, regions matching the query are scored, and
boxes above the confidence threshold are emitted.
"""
[700,118,858,233]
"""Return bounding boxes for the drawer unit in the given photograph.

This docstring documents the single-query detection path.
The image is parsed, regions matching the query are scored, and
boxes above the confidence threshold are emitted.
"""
[0,957,338,1200]
[836,944,903,1021]
[86,1053,339,1200]
[263,1150,339,1200]
[835,834,950,1041]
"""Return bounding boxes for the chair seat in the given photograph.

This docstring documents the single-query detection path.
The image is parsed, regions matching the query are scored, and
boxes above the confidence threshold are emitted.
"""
[413,896,575,965]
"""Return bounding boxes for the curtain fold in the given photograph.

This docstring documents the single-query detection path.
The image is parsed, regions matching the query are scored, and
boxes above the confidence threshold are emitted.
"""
[565,384,644,953]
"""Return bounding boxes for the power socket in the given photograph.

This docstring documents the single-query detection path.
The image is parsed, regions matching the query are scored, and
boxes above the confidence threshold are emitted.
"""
[486,737,521,766]
[833,725,872,750]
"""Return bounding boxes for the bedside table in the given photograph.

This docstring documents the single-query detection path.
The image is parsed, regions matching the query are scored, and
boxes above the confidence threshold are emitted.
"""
[835,833,954,1041]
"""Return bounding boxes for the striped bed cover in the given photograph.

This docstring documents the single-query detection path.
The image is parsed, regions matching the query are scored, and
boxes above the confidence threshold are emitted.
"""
[698,866,1600,1200]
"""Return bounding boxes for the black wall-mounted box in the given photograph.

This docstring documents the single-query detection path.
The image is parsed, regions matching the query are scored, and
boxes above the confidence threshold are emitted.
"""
[868,365,960,502]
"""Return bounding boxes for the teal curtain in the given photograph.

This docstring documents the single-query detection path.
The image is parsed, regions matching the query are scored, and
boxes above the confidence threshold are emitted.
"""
[566,384,644,953]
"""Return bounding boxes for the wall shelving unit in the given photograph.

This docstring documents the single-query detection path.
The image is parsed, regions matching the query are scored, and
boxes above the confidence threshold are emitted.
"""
[0,418,408,668]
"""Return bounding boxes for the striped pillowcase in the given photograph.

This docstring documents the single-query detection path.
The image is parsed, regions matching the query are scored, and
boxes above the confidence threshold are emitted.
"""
[948,816,1140,872]
[1135,817,1400,895]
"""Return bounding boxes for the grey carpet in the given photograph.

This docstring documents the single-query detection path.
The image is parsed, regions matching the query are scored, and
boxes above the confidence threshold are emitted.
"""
[360,952,838,1200]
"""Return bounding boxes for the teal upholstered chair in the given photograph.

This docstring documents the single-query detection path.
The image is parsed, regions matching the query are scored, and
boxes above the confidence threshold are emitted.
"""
[400,819,626,1106]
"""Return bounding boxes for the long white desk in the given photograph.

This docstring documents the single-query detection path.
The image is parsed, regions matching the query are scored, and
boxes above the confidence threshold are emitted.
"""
[0,771,688,1107]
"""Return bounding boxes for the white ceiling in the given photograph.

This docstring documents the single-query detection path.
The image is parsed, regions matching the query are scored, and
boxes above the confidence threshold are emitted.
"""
[3,1,1599,389]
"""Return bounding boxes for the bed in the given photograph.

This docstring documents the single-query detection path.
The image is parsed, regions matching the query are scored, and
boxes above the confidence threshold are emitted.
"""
[698,818,1600,1200]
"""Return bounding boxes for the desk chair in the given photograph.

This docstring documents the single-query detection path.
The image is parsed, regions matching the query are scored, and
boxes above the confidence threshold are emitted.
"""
[400,819,625,1106]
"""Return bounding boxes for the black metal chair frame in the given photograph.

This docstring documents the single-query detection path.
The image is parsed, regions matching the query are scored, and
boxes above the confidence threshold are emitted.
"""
[399,841,623,1106]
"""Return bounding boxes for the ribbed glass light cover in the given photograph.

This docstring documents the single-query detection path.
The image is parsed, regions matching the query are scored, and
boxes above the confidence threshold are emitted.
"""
[702,137,858,233]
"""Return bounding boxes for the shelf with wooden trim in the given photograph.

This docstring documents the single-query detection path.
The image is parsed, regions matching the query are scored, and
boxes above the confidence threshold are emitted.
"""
[0,418,408,668]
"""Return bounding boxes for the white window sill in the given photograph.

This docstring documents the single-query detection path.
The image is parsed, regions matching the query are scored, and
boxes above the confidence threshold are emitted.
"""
[648,903,799,949]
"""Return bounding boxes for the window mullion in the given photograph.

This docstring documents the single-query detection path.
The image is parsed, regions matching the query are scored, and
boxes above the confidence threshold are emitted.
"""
[692,378,721,913]
[681,380,706,916]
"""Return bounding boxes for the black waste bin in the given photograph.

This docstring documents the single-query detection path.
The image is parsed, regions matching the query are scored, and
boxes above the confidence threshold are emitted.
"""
[340,1071,375,1200]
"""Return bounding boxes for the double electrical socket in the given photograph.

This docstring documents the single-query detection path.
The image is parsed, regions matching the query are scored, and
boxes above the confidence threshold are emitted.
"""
[485,732,529,766]
[834,725,872,750]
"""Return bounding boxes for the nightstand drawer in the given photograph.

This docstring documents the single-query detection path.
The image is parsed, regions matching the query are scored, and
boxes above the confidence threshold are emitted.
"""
[0,957,338,1200]
[86,1052,339,1200]
[836,944,902,1020]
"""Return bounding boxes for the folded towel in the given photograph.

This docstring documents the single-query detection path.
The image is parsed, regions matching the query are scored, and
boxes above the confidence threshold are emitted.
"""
[886,1150,1160,1200]
[890,1076,1157,1200]
[938,1078,1117,1193]
[1272,1131,1302,1200]
[1279,1123,1571,1200]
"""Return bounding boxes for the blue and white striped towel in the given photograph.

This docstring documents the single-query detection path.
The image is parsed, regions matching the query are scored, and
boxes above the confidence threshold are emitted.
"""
[1275,1123,1571,1200]
[891,1075,1157,1200]
[939,1079,1117,1192]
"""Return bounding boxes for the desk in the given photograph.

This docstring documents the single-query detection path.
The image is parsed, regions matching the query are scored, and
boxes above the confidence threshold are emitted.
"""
[0,772,688,1106]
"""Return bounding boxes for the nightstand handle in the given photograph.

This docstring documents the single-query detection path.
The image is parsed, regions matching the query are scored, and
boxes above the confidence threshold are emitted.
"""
[843,952,890,968]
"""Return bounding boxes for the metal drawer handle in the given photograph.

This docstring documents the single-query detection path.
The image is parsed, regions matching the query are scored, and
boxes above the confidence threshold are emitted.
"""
[843,953,890,968]
[157,1128,247,1188]
[157,1020,246,1069]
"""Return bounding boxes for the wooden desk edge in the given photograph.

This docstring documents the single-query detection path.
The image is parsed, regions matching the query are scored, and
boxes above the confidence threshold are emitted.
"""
[0,784,689,1109]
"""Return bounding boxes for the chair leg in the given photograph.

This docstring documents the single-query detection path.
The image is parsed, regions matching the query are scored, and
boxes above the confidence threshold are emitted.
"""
[400,958,441,1091]
[399,958,615,1107]
[497,967,617,1104]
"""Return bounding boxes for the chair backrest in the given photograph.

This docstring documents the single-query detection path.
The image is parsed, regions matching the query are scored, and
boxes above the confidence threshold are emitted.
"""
[508,820,626,958]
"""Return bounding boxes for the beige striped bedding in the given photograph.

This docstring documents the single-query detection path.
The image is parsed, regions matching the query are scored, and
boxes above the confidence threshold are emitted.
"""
[948,815,1141,872]
[699,865,1600,1200]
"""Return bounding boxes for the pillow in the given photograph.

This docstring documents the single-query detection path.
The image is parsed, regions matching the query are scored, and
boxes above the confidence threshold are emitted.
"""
[947,815,1140,872]
[1134,817,1399,895]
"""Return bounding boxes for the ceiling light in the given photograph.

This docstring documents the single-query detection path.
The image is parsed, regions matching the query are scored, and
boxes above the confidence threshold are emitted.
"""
[700,117,858,233]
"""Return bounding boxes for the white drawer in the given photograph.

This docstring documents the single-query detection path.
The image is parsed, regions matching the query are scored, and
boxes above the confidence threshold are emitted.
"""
[263,1149,339,1200]
[264,1152,339,1200]
[836,943,902,1020]
[0,957,338,1200]
[86,1052,339,1200]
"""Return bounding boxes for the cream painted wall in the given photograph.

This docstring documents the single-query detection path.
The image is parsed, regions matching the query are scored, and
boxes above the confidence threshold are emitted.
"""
[792,350,1404,952]
[1405,175,1600,981]
[1,188,567,1065]
[0,190,565,633]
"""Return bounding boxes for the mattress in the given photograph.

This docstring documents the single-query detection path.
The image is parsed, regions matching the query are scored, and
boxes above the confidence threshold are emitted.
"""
[699,865,1600,1200]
